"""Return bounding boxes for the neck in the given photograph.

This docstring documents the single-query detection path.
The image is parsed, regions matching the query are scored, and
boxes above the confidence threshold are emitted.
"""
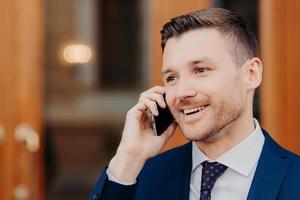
[196,114,255,160]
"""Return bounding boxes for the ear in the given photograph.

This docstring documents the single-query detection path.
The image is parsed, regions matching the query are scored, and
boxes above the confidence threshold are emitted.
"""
[242,57,263,90]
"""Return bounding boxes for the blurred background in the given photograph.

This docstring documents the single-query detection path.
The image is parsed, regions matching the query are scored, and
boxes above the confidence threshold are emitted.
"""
[0,0,299,199]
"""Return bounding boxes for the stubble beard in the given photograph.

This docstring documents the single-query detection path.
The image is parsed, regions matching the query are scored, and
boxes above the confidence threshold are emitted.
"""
[179,98,243,143]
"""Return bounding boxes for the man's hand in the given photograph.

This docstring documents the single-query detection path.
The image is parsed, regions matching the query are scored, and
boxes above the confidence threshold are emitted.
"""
[108,86,177,183]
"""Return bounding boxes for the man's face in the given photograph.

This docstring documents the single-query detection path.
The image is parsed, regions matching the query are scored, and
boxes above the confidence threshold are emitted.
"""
[162,28,248,142]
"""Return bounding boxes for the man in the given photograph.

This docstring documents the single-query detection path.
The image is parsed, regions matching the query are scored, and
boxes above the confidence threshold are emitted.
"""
[88,8,300,200]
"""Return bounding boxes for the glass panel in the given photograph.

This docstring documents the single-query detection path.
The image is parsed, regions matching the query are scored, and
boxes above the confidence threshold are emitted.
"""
[100,0,142,88]
[44,0,148,199]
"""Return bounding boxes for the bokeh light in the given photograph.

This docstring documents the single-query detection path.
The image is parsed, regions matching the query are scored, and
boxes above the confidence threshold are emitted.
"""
[63,44,92,64]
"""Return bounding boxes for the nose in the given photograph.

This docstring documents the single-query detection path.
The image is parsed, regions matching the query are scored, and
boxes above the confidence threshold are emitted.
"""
[175,79,197,100]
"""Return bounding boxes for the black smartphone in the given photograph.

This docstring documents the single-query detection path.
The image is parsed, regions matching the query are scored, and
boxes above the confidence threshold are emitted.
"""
[151,95,175,136]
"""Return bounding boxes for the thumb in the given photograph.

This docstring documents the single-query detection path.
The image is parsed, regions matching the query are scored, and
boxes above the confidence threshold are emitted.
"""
[161,122,177,140]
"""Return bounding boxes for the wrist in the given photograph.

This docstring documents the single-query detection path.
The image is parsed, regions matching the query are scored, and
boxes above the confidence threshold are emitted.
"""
[108,149,147,183]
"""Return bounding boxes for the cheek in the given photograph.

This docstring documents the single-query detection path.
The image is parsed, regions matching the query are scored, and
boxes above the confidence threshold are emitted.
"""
[165,88,178,113]
[202,79,238,105]
[165,89,175,106]
[195,75,223,92]
[216,77,245,105]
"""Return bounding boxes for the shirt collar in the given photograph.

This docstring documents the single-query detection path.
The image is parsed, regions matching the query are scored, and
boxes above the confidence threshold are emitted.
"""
[192,118,265,176]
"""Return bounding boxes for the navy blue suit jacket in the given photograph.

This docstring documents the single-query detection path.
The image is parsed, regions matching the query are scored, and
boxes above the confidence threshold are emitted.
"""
[88,130,300,200]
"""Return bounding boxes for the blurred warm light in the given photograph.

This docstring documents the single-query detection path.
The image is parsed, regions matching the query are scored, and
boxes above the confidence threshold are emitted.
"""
[63,44,92,64]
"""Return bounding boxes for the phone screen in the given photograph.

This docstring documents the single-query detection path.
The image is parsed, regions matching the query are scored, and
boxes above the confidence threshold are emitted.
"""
[152,98,174,136]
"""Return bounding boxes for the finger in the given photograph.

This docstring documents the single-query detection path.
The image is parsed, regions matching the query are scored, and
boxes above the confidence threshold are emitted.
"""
[135,102,147,112]
[143,98,158,116]
[127,102,147,120]
[151,85,165,95]
[139,93,166,109]
[161,122,177,139]
[141,86,165,96]
[149,93,166,108]
[143,113,153,129]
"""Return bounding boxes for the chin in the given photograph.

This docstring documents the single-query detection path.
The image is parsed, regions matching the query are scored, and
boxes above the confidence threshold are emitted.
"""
[179,124,212,141]
[178,119,227,143]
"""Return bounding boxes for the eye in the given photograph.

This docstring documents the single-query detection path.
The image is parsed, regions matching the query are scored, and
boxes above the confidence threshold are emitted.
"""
[166,74,176,83]
[194,66,208,74]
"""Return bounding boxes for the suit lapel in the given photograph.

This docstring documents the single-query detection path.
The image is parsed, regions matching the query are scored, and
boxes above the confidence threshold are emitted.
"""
[247,131,293,200]
[162,142,193,200]
[179,142,193,200]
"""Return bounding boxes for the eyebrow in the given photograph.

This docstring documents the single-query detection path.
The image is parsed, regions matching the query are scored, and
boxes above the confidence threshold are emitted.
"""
[161,57,213,75]
[191,57,213,65]
[161,68,173,76]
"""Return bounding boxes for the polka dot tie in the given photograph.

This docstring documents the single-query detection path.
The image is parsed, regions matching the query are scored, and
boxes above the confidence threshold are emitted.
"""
[200,161,228,200]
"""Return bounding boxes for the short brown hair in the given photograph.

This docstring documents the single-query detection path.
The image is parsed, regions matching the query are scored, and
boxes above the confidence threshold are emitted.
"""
[160,8,259,66]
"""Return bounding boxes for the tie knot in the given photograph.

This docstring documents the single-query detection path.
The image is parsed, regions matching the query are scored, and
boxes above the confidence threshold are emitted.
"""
[201,161,227,175]
[200,161,228,200]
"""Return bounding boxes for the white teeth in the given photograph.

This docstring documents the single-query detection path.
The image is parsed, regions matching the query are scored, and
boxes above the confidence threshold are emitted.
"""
[183,105,207,115]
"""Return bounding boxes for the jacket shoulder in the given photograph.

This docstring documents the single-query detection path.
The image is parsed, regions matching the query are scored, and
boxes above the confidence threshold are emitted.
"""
[262,129,300,198]
[134,142,192,199]
[278,152,300,198]
[142,142,192,172]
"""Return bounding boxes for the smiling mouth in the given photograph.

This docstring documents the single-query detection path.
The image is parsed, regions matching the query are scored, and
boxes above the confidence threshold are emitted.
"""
[181,105,209,115]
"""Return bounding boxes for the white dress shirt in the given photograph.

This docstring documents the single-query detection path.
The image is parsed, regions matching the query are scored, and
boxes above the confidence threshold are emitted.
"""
[189,119,265,200]
[107,119,265,200]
